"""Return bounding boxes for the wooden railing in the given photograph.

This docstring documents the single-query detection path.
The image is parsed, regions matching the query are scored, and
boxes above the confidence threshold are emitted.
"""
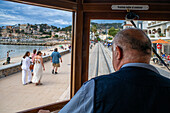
[17,100,69,113]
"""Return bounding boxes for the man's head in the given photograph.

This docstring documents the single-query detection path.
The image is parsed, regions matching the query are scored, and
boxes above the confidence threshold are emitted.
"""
[54,48,58,52]
[112,28,152,71]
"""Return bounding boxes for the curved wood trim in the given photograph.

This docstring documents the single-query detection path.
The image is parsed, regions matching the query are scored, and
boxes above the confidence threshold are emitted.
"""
[17,100,69,113]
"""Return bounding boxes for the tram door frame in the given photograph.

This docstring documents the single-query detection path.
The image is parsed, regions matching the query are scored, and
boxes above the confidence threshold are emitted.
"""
[71,9,170,97]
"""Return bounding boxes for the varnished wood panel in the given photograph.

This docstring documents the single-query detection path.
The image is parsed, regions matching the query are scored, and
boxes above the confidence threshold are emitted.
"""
[83,3,170,13]
[70,11,75,98]
[71,2,84,95]
[84,0,170,3]
[81,13,90,84]
[86,12,170,21]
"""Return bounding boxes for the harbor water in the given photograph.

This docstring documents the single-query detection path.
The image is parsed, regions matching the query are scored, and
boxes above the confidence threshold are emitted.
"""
[0,44,52,61]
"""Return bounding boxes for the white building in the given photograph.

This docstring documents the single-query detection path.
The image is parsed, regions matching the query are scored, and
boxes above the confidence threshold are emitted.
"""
[147,21,170,40]
[147,21,170,55]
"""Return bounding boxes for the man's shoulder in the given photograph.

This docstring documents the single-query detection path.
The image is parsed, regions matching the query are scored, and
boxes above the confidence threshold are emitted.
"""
[93,71,122,85]
[93,67,170,87]
[53,52,60,54]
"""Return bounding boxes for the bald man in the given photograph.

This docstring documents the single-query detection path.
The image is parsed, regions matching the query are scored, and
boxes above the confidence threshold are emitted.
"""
[54,28,170,113]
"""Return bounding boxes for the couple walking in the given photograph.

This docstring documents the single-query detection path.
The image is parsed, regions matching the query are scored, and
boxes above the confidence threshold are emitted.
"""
[21,51,45,86]
[21,48,62,85]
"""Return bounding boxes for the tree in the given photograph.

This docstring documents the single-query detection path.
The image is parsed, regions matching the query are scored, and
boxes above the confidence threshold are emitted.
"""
[61,25,72,31]
[21,30,25,33]
[91,24,97,39]
[91,25,97,34]
[107,37,113,40]
[15,29,20,33]
[97,37,101,41]
[108,27,119,37]
[54,35,58,38]
[39,27,44,32]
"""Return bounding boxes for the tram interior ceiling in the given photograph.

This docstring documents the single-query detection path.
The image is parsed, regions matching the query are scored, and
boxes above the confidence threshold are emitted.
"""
[4,0,170,113]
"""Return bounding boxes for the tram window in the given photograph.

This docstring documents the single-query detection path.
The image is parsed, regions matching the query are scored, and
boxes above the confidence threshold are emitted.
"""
[88,20,170,80]
[0,0,72,112]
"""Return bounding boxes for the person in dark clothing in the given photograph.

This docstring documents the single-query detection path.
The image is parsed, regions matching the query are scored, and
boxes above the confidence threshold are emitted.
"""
[40,28,170,113]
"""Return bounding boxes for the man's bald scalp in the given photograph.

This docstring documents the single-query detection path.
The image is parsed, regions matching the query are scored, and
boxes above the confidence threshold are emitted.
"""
[114,28,151,56]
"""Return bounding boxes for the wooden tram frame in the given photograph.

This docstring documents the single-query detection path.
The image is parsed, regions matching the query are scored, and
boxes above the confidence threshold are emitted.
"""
[5,0,170,112]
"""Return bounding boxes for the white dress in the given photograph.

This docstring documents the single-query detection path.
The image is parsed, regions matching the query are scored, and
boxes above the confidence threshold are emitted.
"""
[32,59,43,83]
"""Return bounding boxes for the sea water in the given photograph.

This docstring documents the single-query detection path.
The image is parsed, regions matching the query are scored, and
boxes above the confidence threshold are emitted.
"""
[0,44,52,60]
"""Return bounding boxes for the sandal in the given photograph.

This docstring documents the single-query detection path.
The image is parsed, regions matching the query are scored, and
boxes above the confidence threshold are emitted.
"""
[39,83,43,85]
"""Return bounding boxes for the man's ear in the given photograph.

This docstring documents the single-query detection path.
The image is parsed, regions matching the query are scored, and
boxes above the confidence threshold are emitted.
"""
[115,46,123,60]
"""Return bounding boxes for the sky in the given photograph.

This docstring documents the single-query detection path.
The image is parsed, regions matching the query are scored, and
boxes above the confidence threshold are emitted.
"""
[0,0,123,28]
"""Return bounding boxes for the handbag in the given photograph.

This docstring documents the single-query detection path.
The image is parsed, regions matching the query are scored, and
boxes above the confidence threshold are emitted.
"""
[30,62,34,70]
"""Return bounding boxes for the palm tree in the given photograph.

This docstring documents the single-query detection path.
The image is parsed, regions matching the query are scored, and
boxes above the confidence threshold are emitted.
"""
[91,24,97,40]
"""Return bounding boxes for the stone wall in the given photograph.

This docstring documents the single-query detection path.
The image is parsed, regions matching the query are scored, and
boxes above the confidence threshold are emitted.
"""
[0,50,70,78]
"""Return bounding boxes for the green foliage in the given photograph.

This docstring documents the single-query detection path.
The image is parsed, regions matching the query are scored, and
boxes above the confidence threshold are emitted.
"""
[91,22,123,29]
[150,35,155,38]
[91,25,97,33]
[15,29,20,33]
[39,27,44,32]
[54,35,58,38]
[108,27,119,37]
[159,33,164,37]
[108,37,113,40]
[40,35,51,39]
[97,37,101,41]
[21,30,25,33]
[61,25,72,31]
[42,31,51,35]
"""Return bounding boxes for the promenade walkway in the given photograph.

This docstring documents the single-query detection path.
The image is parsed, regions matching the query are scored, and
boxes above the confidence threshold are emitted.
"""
[0,53,71,113]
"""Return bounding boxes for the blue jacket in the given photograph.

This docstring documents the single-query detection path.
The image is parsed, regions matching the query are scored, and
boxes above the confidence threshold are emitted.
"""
[94,66,170,113]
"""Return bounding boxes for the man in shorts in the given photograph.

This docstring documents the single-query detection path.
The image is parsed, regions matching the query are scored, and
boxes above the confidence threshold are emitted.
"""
[50,48,62,74]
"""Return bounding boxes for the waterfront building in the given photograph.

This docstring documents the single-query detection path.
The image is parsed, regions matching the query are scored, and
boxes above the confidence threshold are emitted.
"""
[147,21,170,54]
[122,21,170,55]
[19,24,27,32]
[147,21,170,40]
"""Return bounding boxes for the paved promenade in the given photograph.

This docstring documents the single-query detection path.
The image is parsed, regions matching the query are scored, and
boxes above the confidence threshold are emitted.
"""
[0,53,71,113]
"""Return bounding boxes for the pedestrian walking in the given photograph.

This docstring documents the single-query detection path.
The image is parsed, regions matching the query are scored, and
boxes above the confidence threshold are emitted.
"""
[30,49,37,75]
[21,51,32,85]
[50,48,62,74]
[32,51,45,86]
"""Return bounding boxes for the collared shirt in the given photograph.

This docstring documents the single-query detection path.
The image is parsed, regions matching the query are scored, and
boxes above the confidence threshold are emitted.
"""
[51,52,61,64]
[59,63,159,113]
[21,57,30,70]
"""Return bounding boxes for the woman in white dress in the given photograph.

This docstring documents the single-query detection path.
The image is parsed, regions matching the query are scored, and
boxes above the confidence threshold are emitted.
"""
[21,51,32,85]
[32,51,45,86]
